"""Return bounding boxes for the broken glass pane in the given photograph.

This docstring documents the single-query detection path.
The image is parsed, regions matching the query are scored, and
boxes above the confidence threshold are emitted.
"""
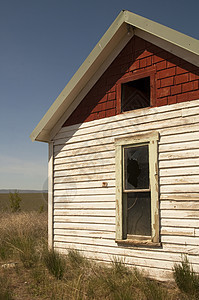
[124,145,149,190]
[127,192,151,236]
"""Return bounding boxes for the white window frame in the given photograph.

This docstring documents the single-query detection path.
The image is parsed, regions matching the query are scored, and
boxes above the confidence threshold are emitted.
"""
[115,131,160,245]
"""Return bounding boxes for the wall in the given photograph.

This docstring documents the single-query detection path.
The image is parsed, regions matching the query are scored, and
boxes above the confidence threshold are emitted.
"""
[63,36,199,127]
[53,99,199,280]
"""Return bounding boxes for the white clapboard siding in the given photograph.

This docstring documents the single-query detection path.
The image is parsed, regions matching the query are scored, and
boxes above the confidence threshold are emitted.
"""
[55,100,199,135]
[54,180,115,190]
[54,222,116,232]
[55,246,199,278]
[160,200,199,210]
[54,216,115,224]
[54,110,199,149]
[55,115,199,143]
[54,165,115,177]
[54,111,184,144]
[54,157,115,171]
[54,150,115,165]
[161,236,199,246]
[56,247,174,280]
[54,188,115,196]
[159,149,199,160]
[160,167,199,176]
[161,218,199,228]
[159,158,199,168]
[54,172,115,183]
[52,99,199,278]
[161,227,196,236]
[160,132,199,145]
[161,209,199,218]
[54,105,199,144]
[159,141,199,152]
[54,229,115,239]
[54,202,115,210]
[160,175,199,185]
[54,119,199,154]
[55,243,199,262]
[53,241,174,268]
[160,193,199,201]
[54,195,115,203]
[54,112,199,147]
[54,209,115,217]
[54,247,199,280]
[54,144,114,159]
[53,241,199,272]
[160,184,199,193]
[162,245,199,256]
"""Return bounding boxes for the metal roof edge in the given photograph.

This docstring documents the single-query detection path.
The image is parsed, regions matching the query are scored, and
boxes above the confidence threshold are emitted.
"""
[124,10,199,55]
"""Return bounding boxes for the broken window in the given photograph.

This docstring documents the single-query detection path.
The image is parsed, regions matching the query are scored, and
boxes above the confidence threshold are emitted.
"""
[116,70,155,114]
[124,145,151,237]
[115,132,160,245]
[121,77,150,112]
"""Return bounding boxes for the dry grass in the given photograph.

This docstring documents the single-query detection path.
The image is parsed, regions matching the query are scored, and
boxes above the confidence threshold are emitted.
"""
[0,211,47,262]
[0,193,47,212]
[0,211,47,234]
[0,211,189,299]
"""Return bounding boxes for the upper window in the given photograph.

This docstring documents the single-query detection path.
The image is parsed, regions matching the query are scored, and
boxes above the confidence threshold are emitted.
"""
[116,68,155,114]
[115,132,160,245]
[121,77,150,112]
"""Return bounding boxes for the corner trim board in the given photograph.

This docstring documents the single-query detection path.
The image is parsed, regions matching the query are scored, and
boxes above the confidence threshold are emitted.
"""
[48,142,54,249]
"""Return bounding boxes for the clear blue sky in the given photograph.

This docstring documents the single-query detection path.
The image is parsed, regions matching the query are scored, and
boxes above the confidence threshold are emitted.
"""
[0,0,199,190]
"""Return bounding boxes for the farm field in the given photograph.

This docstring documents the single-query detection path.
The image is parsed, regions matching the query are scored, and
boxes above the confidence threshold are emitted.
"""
[0,193,48,212]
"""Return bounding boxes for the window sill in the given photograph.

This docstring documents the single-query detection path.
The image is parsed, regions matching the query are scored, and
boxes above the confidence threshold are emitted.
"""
[115,239,161,248]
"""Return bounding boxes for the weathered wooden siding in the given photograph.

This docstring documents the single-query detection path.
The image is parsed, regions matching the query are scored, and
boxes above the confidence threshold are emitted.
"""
[53,99,199,280]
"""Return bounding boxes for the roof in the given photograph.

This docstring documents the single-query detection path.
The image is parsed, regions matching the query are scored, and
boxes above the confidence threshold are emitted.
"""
[30,10,199,142]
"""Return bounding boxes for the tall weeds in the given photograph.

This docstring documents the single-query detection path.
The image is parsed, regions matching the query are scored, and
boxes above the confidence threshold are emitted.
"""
[0,211,47,264]
[43,249,65,280]
[173,255,199,298]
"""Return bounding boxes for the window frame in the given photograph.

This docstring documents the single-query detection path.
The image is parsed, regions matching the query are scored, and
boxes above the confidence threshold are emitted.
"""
[115,131,160,246]
[116,68,156,114]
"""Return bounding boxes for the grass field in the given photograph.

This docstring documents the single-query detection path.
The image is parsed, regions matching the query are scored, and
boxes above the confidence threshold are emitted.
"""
[0,211,198,299]
[0,211,178,299]
[0,193,48,212]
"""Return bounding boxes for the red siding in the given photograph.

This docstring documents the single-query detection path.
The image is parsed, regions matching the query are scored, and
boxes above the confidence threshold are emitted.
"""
[63,36,199,127]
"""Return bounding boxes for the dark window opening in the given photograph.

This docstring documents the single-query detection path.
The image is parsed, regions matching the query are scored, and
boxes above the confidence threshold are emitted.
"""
[123,144,151,237]
[121,77,150,112]
[124,145,149,190]
[127,192,151,237]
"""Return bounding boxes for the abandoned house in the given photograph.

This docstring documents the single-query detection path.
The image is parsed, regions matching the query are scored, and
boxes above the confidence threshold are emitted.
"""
[31,10,199,280]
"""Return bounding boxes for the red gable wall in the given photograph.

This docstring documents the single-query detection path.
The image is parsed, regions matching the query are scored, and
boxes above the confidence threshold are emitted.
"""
[63,36,199,127]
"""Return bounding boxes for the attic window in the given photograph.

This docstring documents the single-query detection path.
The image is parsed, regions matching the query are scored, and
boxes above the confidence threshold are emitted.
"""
[116,69,155,114]
[121,77,150,112]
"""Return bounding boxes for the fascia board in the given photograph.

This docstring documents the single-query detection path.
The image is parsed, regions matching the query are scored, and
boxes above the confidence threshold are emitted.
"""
[30,11,127,142]
[124,10,199,56]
